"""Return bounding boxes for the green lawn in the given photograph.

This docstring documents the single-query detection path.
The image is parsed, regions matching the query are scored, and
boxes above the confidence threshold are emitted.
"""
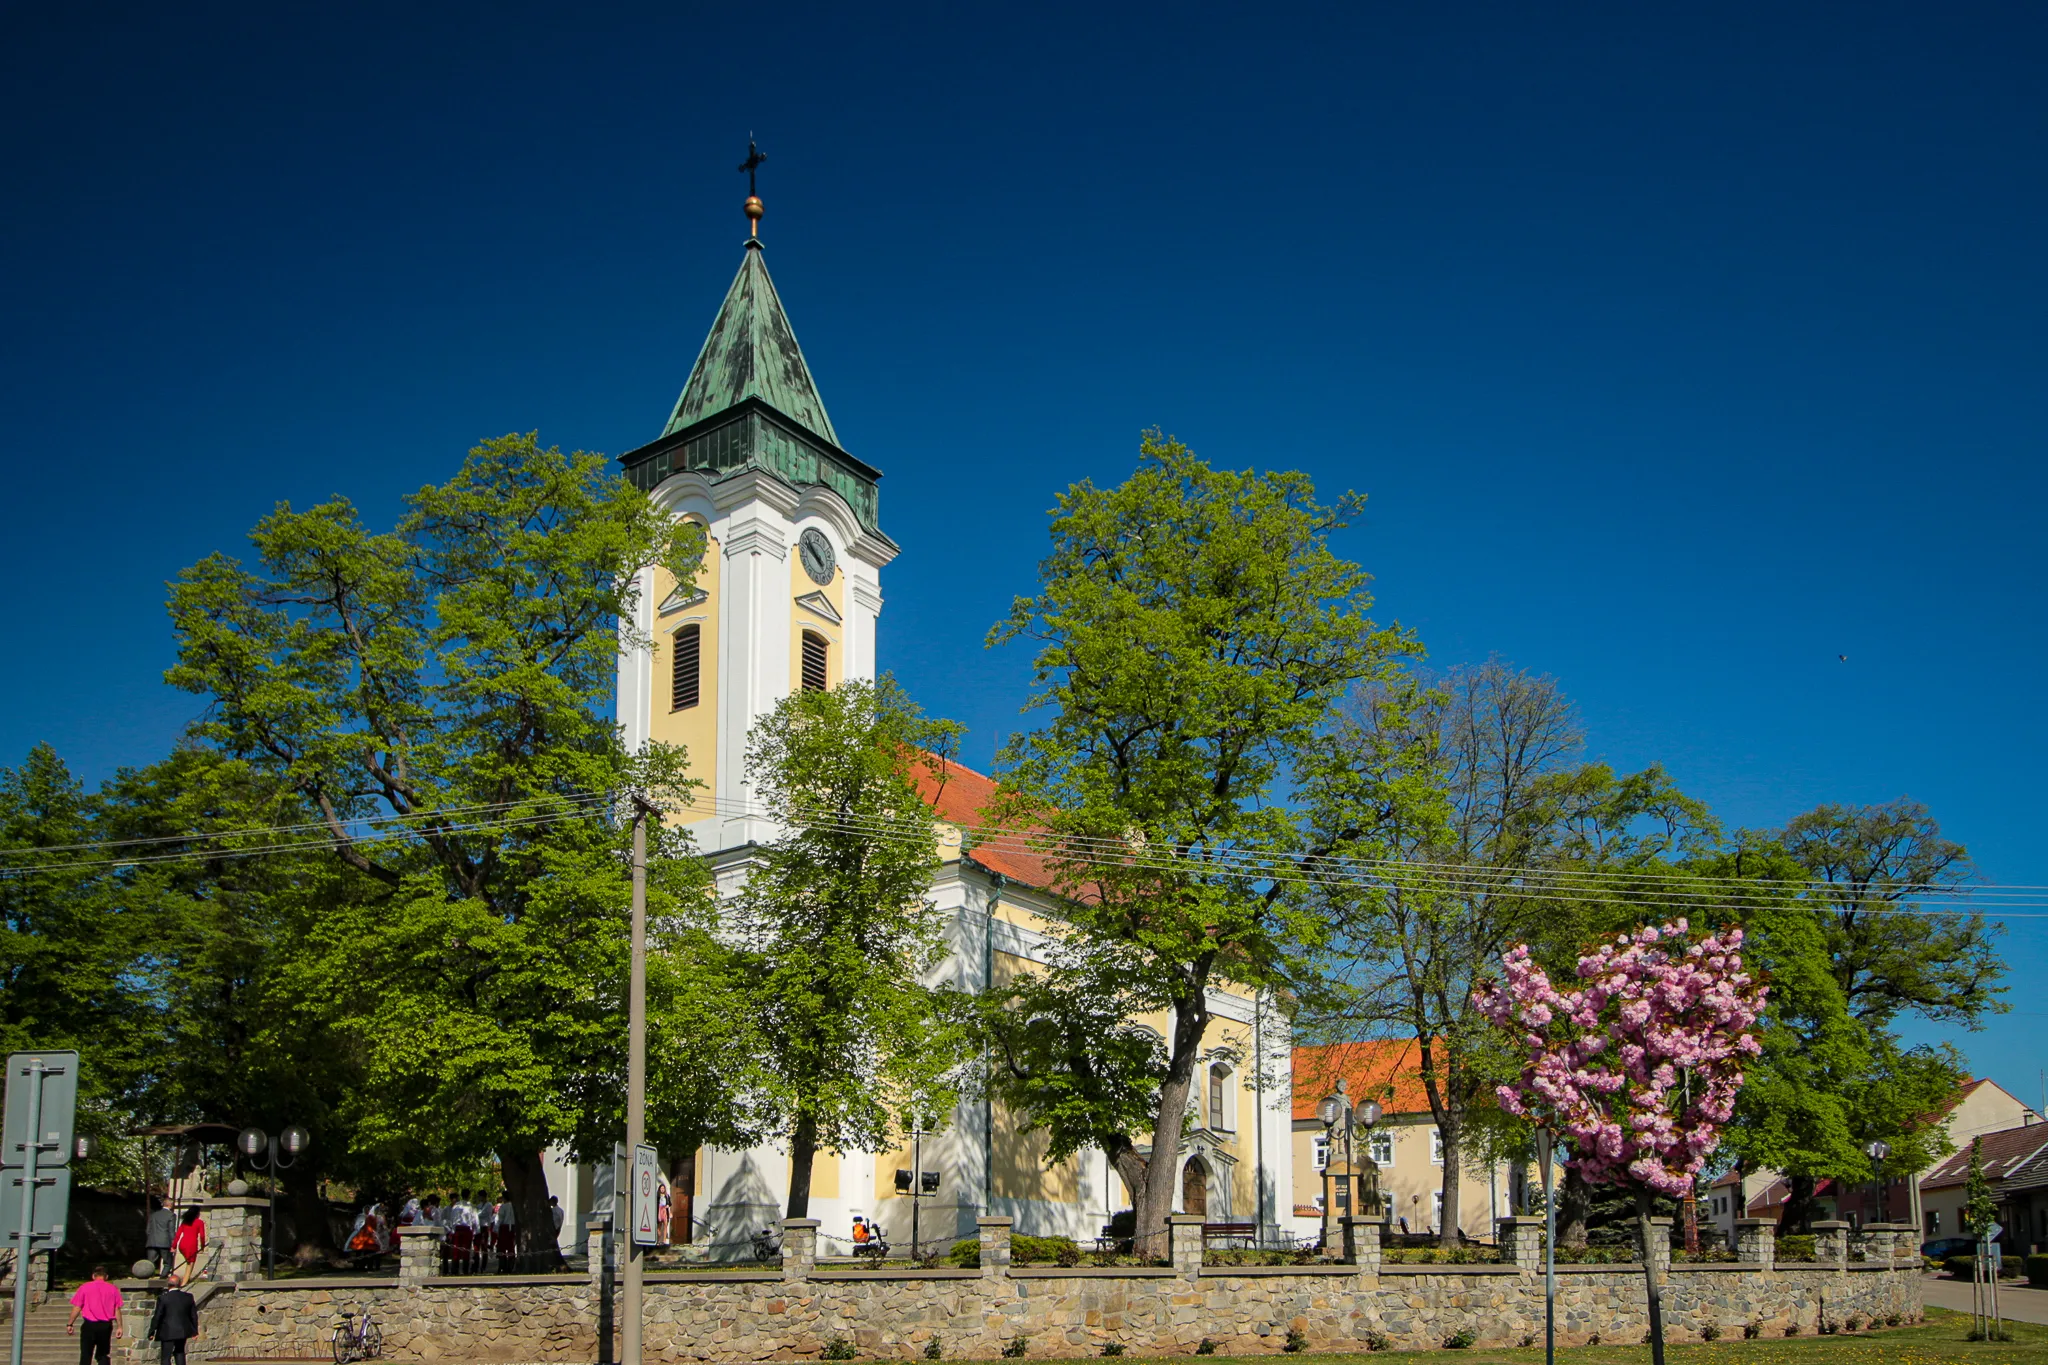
[1102,1311,2047,1365]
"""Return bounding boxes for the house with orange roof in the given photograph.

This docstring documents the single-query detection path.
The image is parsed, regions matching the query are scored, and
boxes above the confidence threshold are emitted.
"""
[1289,1040,1529,1242]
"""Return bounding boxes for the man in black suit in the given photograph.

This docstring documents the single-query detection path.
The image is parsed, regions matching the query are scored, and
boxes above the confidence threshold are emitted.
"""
[145,1273,201,1365]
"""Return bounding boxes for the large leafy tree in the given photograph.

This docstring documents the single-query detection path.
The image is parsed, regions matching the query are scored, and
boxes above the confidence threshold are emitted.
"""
[164,433,704,1255]
[1778,799,2002,1027]
[735,677,973,1219]
[986,433,1414,1253]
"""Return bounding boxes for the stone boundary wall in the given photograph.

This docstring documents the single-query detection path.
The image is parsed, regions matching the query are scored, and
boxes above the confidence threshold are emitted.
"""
[111,1207,1923,1361]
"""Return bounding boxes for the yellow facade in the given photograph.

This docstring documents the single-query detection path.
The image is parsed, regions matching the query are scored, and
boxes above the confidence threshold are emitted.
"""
[648,527,720,815]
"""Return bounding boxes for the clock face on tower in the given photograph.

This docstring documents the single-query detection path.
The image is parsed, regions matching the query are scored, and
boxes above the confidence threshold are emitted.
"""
[798,527,837,585]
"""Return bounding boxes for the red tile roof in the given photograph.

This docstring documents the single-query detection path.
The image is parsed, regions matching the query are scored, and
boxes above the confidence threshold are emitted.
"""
[1921,1123,2048,1191]
[910,754,1060,892]
[1292,1040,1439,1121]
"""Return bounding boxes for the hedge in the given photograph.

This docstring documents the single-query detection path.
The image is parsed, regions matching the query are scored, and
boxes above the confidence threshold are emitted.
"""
[948,1234,1080,1267]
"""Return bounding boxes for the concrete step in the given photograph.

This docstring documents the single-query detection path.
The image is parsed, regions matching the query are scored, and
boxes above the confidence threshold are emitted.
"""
[4,1301,82,1365]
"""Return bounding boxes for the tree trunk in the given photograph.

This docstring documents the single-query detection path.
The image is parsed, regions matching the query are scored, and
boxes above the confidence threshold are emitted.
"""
[1559,1165,1590,1249]
[668,1149,696,1245]
[1135,1054,1200,1259]
[786,1112,818,1219]
[1636,1189,1667,1365]
[500,1146,554,1264]
[283,1164,333,1262]
[1437,1115,1462,1250]
[1783,1174,1820,1233]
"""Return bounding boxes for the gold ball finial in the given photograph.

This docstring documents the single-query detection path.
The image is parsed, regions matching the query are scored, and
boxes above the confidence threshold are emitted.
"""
[744,195,763,222]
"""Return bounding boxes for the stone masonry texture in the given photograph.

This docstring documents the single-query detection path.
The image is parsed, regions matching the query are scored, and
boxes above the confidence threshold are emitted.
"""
[113,1215,1922,1361]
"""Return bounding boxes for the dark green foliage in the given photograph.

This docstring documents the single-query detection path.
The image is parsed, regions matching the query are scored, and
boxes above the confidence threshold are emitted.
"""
[2027,1253,2048,1287]
[923,1338,942,1360]
[1099,1344,1125,1357]
[1363,1333,1389,1352]
[1195,1340,1217,1355]
[1701,1325,1721,1341]
[1001,1338,1029,1358]
[823,1339,857,1360]
[1283,1328,1309,1353]
[948,1234,1077,1267]
[1777,1235,1818,1262]
[1443,1329,1476,1349]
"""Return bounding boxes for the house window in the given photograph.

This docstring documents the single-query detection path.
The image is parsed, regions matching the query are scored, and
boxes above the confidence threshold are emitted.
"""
[1369,1131,1393,1166]
[1208,1065,1231,1131]
[1926,1211,1940,1235]
[1430,1129,1444,1165]
[1312,1135,1329,1171]
[670,624,701,711]
[801,631,829,692]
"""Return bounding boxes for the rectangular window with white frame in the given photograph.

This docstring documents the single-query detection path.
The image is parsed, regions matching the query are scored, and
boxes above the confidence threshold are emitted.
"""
[1369,1131,1393,1165]
[1312,1134,1329,1171]
[1430,1128,1444,1164]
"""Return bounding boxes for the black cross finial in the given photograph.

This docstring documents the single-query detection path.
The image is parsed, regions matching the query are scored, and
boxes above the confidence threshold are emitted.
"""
[739,139,766,196]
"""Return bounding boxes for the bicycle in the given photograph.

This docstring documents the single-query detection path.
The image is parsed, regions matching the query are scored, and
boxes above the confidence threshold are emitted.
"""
[331,1309,383,1364]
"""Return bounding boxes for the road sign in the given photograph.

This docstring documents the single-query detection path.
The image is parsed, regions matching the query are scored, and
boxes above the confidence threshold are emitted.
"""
[2,1052,78,1168]
[630,1145,660,1247]
[1986,1223,2004,1243]
[0,1164,71,1252]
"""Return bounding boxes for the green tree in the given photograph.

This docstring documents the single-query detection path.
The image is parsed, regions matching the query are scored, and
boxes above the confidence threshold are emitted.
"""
[1779,800,2003,1026]
[735,677,973,1218]
[164,433,704,1255]
[986,433,1414,1253]
[1965,1136,1998,1238]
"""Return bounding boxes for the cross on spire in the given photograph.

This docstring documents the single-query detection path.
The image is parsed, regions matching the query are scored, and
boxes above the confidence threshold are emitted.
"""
[738,139,767,239]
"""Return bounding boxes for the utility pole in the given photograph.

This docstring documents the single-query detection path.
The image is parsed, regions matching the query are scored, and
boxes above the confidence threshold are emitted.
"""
[9,1058,45,1365]
[622,799,653,1365]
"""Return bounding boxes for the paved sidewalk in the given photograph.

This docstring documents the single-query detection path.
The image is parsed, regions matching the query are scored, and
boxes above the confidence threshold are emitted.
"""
[1921,1272,2048,1324]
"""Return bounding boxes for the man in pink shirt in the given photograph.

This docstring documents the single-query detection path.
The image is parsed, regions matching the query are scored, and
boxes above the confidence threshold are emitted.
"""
[66,1265,124,1365]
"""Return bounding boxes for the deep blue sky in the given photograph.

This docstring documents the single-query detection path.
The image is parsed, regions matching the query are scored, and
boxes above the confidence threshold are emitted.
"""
[4,2,2043,1095]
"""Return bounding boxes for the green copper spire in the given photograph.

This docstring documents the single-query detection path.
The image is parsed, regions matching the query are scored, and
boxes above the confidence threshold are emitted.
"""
[660,243,841,448]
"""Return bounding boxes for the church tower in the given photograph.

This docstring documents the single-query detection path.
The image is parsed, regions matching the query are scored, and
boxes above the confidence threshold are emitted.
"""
[616,185,896,854]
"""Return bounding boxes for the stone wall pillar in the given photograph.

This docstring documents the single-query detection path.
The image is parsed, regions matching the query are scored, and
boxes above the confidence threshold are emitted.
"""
[1167,1214,1205,1278]
[1497,1216,1545,1271]
[585,1214,612,1288]
[200,1195,269,1281]
[397,1224,443,1286]
[977,1216,1013,1284]
[1734,1217,1776,1269]
[1869,1222,1914,1261]
[1341,1217,1385,1274]
[1812,1220,1849,1268]
[1638,1215,1673,1282]
[0,1248,52,1305]
[780,1219,818,1282]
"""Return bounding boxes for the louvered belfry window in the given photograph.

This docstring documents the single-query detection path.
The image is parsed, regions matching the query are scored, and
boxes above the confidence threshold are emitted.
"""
[801,631,829,692]
[671,624,701,711]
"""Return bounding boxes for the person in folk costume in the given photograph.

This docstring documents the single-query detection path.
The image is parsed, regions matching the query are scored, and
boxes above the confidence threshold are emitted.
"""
[474,1189,497,1270]
[494,1191,518,1264]
[398,1196,422,1227]
[655,1174,672,1247]
[345,1203,381,1258]
[445,1192,475,1271]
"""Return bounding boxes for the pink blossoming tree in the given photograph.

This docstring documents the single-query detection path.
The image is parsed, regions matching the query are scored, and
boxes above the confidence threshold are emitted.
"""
[1474,919,1767,1365]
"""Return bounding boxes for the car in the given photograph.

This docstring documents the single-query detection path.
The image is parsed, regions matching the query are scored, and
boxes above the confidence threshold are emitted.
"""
[1922,1236,1978,1260]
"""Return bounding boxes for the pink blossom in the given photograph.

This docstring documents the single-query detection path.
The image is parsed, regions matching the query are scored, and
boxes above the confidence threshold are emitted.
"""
[1472,919,1767,1199]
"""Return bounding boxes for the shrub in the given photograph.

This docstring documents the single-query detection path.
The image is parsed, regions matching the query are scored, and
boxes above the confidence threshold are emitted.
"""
[1364,1332,1390,1352]
[1885,1314,1902,1327]
[1700,1325,1721,1341]
[1743,1322,1761,1340]
[1444,1329,1476,1349]
[1776,1234,1817,1262]
[1944,1255,1975,1278]
[924,1339,943,1360]
[1845,1315,1864,1332]
[949,1238,981,1269]
[2029,1253,2048,1287]
[1195,1340,1217,1356]
[1100,1345,1126,1357]
[948,1234,1079,1267]
[1819,1319,1838,1335]
[1519,1335,1535,1348]
[1283,1328,1309,1353]
[1586,1333,1600,1346]
[1784,1322,1801,1336]
[824,1341,857,1361]
[1056,1246,1082,1268]
[1002,1338,1029,1359]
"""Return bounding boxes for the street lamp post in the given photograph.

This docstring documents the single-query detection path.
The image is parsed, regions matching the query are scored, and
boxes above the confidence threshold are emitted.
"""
[1865,1141,1892,1225]
[236,1125,312,1279]
[1315,1082,1383,1255]
[1535,1126,1557,1365]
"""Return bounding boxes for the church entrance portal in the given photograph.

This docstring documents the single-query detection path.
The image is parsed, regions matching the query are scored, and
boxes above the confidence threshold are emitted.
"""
[1182,1157,1209,1217]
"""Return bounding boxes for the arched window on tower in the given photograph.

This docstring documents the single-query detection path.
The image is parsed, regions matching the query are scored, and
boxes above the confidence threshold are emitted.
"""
[801,630,829,692]
[671,624,701,711]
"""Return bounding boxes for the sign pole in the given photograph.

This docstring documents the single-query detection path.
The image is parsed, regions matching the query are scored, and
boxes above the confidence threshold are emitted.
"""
[622,801,651,1365]
[1536,1127,1555,1365]
[10,1059,45,1365]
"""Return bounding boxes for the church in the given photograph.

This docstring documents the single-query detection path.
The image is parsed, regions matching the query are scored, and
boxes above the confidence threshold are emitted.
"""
[557,182,1296,1259]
